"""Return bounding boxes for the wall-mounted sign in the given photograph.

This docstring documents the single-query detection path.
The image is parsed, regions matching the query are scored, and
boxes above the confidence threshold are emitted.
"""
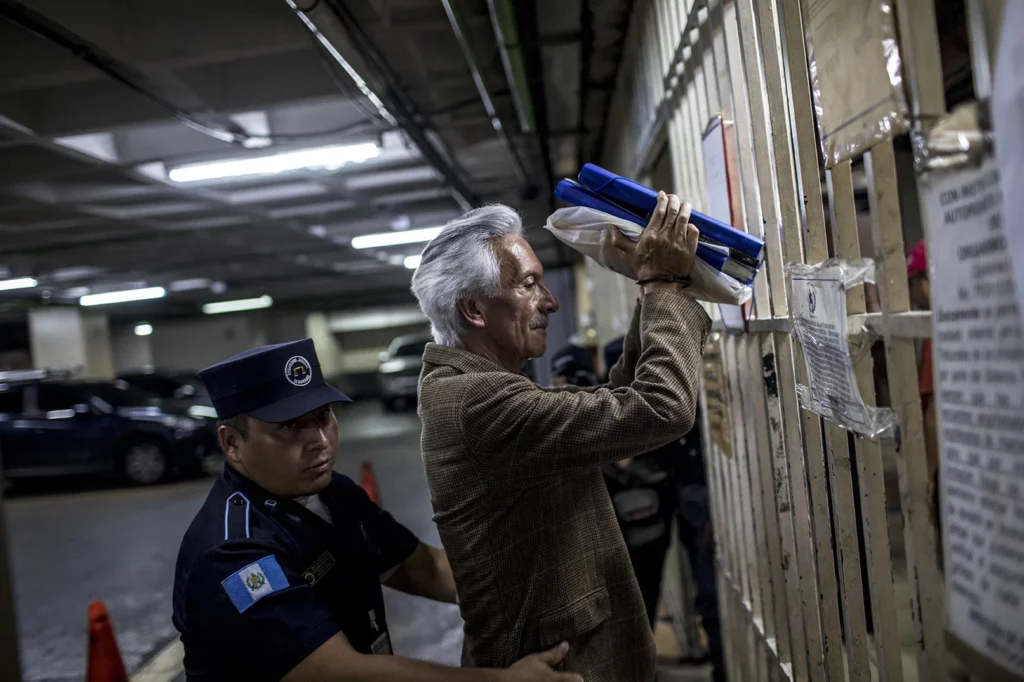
[925,157,1024,679]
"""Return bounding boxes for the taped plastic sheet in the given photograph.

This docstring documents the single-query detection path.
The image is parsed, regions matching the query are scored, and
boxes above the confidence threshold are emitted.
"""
[544,206,753,306]
[804,0,910,167]
[788,258,895,437]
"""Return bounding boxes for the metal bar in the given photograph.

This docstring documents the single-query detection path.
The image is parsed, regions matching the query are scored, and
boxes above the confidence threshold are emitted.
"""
[441,0,529,189]
[864,138,948,682]
[733,0,788,315]
[747,334,793,664]
[486,0,535,133]
[892,0,947,127]
[740,333,780,647]
[826,163,906,682]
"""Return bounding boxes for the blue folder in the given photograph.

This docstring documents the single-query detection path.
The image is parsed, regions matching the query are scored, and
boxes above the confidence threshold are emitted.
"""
[577,163,765,264]
[554,180,757,285]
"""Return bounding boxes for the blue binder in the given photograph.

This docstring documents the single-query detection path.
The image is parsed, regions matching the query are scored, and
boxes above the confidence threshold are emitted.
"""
[554,180,758,285]
[576,163,765,264]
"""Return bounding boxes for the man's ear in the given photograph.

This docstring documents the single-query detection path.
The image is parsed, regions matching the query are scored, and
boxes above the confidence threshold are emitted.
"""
[456,298,487,329]
[218,425,245,466]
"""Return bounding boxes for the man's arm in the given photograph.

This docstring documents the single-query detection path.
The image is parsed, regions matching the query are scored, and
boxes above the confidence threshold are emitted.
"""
[284,634,580,682]
[460,289,710,484]
[383,542,457,603]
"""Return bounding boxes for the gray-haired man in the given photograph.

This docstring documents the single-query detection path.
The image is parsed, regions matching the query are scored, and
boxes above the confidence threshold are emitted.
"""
[412,194,711,682]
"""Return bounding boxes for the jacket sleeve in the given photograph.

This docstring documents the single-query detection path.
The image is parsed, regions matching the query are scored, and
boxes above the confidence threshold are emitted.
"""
[459,290,710,483]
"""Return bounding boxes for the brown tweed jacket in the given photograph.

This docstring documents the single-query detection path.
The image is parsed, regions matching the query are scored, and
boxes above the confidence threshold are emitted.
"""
[418,290,711,682]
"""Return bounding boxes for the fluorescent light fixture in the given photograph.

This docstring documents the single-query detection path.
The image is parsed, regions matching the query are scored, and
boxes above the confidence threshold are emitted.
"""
[80,287,165,306]
[134,323,153,336]
[0,277,38,292]
[168,143,380,183]
[351,226,443,249]
[202,295,273,315]
[404,255,422,269]
[168,278,211,292]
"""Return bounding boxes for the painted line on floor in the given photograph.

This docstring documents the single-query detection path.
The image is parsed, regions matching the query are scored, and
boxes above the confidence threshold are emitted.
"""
[132,639,184,682]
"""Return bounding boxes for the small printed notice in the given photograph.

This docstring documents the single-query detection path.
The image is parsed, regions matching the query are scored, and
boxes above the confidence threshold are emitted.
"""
[926,157,1024,678]
[789,260,893,437]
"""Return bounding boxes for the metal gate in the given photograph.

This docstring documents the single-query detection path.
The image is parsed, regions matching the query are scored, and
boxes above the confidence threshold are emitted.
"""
[589,0,1015,681]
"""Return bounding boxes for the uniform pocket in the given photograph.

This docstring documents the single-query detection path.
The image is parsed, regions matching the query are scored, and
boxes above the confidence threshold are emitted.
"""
[536,586,611,650]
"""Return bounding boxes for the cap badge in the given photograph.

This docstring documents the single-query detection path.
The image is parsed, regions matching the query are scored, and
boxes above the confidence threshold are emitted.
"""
[285,356,313,387]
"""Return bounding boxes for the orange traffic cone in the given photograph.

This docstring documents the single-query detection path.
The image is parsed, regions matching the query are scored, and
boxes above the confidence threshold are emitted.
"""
[361,460,382,507]
[86,601,128,682]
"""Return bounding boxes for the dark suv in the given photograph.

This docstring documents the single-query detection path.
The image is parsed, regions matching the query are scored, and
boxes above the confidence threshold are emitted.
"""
[117,370,217,419]
[0,378,217,485]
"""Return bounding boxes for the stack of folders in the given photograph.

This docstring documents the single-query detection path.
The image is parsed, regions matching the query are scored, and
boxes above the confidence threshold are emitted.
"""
[555,163,765,285]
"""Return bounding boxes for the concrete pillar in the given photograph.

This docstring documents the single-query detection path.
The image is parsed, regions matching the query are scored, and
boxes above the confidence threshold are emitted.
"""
[305,312,344,379]
[28,307,114,379]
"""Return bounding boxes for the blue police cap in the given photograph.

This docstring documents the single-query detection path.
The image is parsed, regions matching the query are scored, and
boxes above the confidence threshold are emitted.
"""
[199,338,351,422]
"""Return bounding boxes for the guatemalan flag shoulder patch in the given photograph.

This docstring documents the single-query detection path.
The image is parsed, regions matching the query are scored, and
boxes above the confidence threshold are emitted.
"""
[221,555,289,613]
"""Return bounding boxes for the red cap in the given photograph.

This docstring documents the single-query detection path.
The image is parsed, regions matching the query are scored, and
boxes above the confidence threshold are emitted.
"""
[906,240,927,278]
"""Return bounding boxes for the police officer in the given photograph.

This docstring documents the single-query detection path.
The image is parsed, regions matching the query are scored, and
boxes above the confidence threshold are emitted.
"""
[172,339,579,682]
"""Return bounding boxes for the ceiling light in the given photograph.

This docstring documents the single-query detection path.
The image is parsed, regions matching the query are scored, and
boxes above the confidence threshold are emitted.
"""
[169,278,211,292]
[65,286,91,298]
[168,143,380,183]
[404,255,422,269]
[134,323,153,337]
[202,295,273,315]
[0,277,38,292]
[80,287,165,306]
[351,226,443,249]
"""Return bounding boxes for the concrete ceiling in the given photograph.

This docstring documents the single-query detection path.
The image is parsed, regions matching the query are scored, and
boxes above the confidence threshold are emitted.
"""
[0,0,633,320]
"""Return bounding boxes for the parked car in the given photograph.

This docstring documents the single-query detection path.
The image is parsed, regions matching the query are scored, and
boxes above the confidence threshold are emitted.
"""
[376,333,430,412]
[0,378,218,485]
[116,370,217,419]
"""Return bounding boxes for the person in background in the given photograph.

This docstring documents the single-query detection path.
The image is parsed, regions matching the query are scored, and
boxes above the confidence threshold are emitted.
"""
[549,344,598,389]
[907,240,941,562]
[604,338,725,682]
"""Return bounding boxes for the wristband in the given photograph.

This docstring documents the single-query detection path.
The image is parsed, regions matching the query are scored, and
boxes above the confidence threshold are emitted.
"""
[636,275,691,287]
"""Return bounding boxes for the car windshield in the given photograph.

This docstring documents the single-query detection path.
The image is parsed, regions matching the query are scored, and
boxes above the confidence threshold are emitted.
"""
[394,341,428,358]
[86,381,158,407]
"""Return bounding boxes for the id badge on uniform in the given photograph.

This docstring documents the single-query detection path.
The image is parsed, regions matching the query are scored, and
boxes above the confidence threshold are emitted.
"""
[370,631,392,655]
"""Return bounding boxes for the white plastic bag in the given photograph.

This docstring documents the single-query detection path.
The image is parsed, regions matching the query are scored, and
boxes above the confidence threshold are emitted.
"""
[544,206,753,305]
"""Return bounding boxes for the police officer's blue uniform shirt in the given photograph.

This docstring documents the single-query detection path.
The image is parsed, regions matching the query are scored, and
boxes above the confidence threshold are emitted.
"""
[171,339,419,681]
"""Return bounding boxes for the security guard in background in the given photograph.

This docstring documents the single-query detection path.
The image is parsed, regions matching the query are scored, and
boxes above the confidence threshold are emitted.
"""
[172,338,579,682]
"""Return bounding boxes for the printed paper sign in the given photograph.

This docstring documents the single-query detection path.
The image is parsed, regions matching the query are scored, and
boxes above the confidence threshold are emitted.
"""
[790,262,893,437]
[926,157,1024,677]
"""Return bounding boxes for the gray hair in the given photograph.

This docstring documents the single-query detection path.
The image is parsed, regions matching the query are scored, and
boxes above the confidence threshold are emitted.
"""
[410,204,524,346]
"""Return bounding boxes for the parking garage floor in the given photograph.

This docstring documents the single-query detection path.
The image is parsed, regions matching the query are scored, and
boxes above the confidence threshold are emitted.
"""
[6,401,462,682]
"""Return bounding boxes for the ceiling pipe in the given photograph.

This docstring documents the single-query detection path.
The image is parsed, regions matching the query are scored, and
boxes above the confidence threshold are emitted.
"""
[486,0,535,134]
[441,0,536,199]
[286,0,476,211]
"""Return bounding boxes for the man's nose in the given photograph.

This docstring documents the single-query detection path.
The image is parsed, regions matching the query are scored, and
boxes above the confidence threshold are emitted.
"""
[305,423,331,450]
[541,285,559,313]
